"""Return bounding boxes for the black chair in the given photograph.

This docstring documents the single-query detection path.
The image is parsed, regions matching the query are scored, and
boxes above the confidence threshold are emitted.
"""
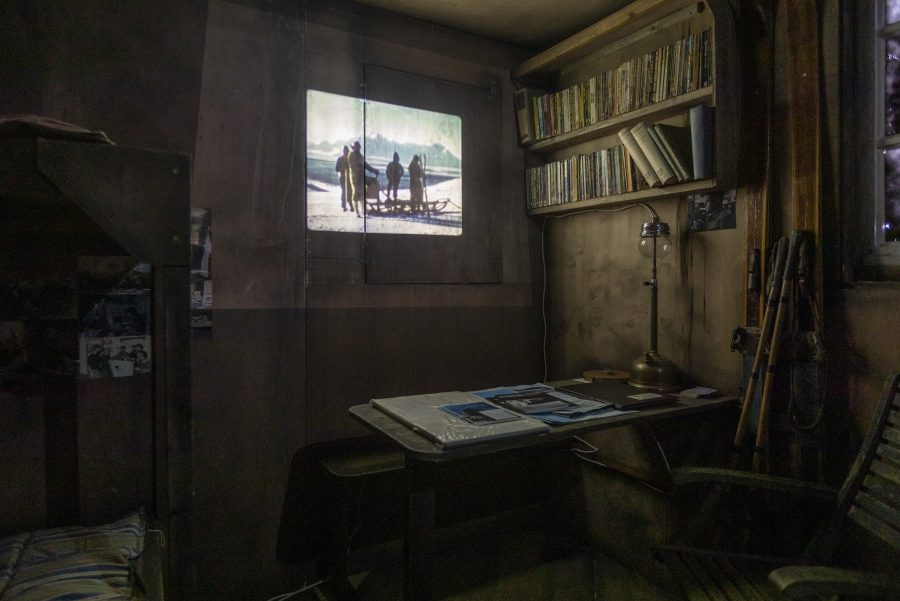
[655,371,900,600]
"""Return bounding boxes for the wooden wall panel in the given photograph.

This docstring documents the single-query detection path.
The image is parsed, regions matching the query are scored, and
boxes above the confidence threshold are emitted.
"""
[683,199,746,393]
[545,197,743,392]
[191,309,306,601]
[188,4,538,599]
[36,1,206,153]
[3,1,539,600]
[76,377,153,525]
[192,0,307,311]
[306,305,542,443]
[835,286,900,447]
[0,396,45,536]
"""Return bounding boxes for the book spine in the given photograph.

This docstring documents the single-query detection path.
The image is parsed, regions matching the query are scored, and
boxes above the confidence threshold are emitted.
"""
[690,105,714,180]
[514,88,535,145]
[647,125,682,182]
[630,121,676,185]
[617,126,661,187]
[653,124,692,182]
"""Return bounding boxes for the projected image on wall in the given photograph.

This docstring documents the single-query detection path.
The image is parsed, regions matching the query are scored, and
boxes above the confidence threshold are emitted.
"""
[307,90,462,235]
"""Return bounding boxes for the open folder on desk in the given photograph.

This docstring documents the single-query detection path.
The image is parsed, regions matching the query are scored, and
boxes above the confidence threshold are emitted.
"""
[370,391,549,449]
[555,380,677,410]
[473,384,634,423]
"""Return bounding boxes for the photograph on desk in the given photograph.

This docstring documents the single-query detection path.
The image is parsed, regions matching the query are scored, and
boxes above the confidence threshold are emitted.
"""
[475,384,572,414]
[370,391,548,448]
[473,383,630,423]
[440,401,522,425]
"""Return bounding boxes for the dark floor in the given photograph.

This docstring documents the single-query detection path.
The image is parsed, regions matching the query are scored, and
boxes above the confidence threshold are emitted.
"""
[286,507,678,601]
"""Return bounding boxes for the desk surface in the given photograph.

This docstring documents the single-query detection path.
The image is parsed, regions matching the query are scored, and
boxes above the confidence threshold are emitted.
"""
[350,383,736,462]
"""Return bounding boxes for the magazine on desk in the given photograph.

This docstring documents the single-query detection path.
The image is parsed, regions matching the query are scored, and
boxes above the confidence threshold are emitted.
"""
[473,384,632,423]
[370,391,549,449]
[440,401,522,425]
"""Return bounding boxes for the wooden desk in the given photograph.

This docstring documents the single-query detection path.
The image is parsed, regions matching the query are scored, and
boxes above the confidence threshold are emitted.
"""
[349,384,736,601]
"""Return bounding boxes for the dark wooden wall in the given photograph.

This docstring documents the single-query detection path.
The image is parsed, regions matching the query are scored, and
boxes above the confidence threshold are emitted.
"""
[2,1,539,599]
[544,199,745,393]
[190,2,539,596]
[544,0,900,484]
[0,3,206,599]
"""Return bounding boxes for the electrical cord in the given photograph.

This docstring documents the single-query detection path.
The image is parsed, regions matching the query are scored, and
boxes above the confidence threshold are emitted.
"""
[570,435,600,454]
[645,423,672,473]
[346,480,367,551]
[574,453,669,495]
[264,577,329,601]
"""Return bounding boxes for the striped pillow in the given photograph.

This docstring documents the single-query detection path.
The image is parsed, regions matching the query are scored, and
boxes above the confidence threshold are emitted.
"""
[0,511,145,601]
[0,535,28,595]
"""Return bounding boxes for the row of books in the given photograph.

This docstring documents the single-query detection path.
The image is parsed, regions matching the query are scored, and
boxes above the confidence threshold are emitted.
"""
[524,105,714,209]
[516,27,712,144]
[524,144,651,209]
[617,105,713,187]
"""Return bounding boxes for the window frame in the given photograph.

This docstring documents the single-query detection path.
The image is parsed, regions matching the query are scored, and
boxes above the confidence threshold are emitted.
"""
[872,1,900,261]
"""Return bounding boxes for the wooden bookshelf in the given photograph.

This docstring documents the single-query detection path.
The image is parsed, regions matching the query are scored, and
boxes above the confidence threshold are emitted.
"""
[513,0,703,80]
[526,179,716,216]
[527,86,713,154]
[514,0,738,215]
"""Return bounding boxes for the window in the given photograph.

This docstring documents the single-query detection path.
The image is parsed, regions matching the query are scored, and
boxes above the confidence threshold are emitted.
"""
[874,2,900,252]
[845,0,900,277]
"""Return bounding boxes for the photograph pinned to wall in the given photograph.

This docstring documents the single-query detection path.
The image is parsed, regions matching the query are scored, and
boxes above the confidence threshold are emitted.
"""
[306,89,462,236]
[80,335,151,378]
[78,257,151,378]
[191,208,212,328]
[688,189,737,232]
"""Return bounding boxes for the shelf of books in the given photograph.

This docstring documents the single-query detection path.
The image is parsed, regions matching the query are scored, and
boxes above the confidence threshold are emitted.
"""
[513,0,737,216]
[527,178,716,215]
[524,87,712,154]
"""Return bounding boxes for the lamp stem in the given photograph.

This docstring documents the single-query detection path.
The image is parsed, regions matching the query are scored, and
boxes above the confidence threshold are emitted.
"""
[649,236,658,354]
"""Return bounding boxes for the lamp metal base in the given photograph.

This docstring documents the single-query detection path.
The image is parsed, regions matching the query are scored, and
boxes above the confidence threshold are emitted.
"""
[628,351,679,392]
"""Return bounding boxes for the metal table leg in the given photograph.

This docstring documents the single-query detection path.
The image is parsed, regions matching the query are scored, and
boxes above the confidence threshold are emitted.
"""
[404,458,435,601]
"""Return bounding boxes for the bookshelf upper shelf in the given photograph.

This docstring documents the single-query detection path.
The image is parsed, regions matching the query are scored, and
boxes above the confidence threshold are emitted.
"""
[516,0,738,215]
[525,86,713,154]
[513,0,704,81]
[526,179,717,216]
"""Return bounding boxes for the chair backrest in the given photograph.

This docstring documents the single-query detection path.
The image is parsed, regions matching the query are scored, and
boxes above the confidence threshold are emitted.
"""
[809,372,900,563]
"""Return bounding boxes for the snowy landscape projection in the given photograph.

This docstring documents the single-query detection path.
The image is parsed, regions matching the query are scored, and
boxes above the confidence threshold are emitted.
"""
[306,90,462,235]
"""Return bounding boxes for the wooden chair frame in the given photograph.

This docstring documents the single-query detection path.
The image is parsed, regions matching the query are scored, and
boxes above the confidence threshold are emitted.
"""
[655,371,900,600]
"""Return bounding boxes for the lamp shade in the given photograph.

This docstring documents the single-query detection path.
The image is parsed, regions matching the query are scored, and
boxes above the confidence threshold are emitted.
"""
[638,220,672,258]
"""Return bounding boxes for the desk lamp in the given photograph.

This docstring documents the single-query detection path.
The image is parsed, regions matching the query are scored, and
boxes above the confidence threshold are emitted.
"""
[629,208,678,391]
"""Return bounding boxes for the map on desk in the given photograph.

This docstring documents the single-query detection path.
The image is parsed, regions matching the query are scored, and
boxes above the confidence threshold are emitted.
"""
[370,391,549,448]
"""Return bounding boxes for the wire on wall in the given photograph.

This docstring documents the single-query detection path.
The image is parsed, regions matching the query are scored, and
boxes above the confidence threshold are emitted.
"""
[539,202,659,381]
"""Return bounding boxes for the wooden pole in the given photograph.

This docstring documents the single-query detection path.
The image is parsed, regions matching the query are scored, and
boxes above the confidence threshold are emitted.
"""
[733,236,788,452]
[752,231,804,472]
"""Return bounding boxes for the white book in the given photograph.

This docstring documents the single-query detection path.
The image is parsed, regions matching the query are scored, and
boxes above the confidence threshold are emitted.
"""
[618,126,661,187]
[679,386,718,398]
[630,121,677,185]
[647,125,683,182]
[371,391,549,448]
[653,124,693,182]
